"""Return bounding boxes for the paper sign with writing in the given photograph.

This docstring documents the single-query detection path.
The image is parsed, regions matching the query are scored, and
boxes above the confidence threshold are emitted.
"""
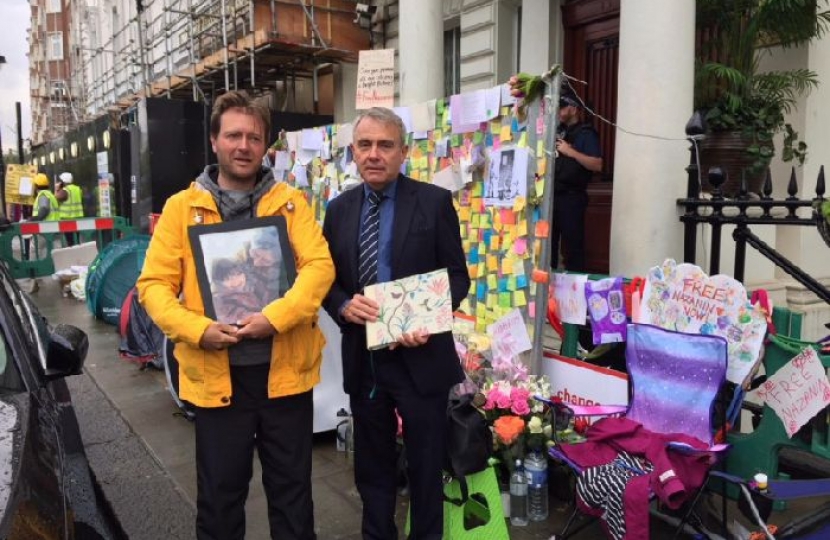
[756,347,830,438]
[554,273,588,325]
[486,308,532,360]
[636,259,767,385]
[356,49,395,109]
[364,269,453,350]
[5,164,37,205]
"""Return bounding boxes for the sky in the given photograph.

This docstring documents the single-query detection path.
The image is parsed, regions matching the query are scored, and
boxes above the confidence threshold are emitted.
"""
[0,0,32,154]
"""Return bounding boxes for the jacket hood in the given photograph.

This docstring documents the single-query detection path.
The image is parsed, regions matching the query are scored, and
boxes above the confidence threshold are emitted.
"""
[195,165,277,221]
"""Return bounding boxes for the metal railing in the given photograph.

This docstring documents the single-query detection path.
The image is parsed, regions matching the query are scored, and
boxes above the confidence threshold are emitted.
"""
[678,140,829,304]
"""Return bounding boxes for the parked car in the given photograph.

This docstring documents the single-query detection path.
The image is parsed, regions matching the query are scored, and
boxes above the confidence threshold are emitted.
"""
[0,262,117,539]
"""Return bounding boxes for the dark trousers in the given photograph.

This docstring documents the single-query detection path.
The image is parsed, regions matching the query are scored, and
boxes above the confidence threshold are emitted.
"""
[194,364,315,540]
[351,352,448,540]
[551,191,589,272]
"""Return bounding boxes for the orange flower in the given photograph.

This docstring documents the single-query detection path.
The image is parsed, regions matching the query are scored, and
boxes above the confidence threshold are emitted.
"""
[494,415,525,445]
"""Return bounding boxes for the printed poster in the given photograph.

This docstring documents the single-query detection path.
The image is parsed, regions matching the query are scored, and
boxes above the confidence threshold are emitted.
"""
[355,49,395,109]
[636,259,767,385]
[364,269,453,350]
[755,347,830,438]
[484,147,529,208]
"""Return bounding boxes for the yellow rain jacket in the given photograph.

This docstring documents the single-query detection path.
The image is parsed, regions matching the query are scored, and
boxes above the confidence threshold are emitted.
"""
[137,181,334,408]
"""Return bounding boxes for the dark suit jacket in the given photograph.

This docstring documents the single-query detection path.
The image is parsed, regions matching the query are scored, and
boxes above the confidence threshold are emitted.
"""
[323,175,470,396]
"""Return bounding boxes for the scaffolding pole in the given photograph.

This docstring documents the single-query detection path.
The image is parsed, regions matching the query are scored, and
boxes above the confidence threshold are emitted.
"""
[530,66,562,376]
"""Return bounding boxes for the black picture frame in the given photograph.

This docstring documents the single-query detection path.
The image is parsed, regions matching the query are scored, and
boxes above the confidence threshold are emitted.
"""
[188,216,297,324]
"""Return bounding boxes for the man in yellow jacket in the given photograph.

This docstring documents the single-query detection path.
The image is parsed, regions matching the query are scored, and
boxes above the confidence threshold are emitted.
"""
[137,91,334,540]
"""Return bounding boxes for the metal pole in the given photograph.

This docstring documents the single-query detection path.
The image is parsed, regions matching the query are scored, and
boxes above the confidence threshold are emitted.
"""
[250,0,256,88]
[530,66,562,376]
[220,0,230,91]
[15,102,24,164]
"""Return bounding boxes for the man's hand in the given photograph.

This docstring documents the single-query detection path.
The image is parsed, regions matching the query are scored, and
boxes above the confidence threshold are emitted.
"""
[342,294,379,325]
[235,313,277,339]
[390,331,430,350]
[199,322,240,351]
[555,138,575,158]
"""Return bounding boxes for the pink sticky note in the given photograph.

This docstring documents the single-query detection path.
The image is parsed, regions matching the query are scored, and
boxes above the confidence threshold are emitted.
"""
[528,301,536,318]
[536,116,545,136]
[513,237,528,256]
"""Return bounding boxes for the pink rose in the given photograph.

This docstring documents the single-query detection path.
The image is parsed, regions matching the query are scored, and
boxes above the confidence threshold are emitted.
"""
[495,392,512,410]
[484,389,505,411]
[511,399,530,416]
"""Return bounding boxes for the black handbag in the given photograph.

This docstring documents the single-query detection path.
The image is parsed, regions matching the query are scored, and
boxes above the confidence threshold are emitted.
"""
[444,392,492,505]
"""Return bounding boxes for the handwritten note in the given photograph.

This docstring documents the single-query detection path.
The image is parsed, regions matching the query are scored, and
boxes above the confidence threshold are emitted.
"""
[554,273,588,325]
[487,308,532,360]
[756,347,830,438]
[356,49,395,109]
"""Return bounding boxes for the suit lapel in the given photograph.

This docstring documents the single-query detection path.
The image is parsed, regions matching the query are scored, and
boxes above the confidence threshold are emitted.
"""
[391,175,416,278]
[342,187,363,291]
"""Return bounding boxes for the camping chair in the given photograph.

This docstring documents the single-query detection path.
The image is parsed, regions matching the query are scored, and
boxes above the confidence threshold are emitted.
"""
[538,323,733,540]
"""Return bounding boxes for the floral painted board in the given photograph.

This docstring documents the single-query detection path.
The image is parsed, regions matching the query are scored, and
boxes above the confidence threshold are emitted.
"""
[635,259,767,385]
[364,268,453,350]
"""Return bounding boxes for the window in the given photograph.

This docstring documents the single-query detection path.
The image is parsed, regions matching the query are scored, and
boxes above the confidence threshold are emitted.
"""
[48,32,63,60]
[444,25,461,97]
[46,0,61,14]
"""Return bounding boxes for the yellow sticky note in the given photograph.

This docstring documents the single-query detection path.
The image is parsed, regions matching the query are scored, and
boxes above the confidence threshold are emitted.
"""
[486,294,497,309]
[480,213,492,228]
[476,303,486,318]
[486,255,498,271]
[478,243,486,255]
[537,157,547,176]
[500,125,512,142]
[507,276,517,291]
[517,219,528,237]
[501,257,513,275]
[410,169,421,180]
[514,290,527,306]
[512,197,526,214]
[477,262,485,277]
[487,274,498,290]
[489,235,500,251]
[537,140,545,156]
[535,178,545,198]
[471,214,480,228]
[490,121,501,134]
[458,207,472,222]
[518,133,528,147]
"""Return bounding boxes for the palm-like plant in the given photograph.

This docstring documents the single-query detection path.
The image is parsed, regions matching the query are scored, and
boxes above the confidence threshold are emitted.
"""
[695,0,830,169]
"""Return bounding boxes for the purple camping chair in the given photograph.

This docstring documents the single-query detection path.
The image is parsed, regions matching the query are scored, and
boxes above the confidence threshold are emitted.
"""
[538,323,731,540]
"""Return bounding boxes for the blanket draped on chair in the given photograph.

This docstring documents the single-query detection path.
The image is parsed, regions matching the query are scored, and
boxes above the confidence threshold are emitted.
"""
[561,417,712,540]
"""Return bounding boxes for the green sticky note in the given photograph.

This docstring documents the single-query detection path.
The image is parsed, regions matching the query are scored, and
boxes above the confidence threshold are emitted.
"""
[473,131,484,145]
[498,292,512,308]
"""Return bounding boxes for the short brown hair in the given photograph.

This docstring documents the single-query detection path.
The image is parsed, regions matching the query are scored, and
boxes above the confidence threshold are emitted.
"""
[210,91,271,139]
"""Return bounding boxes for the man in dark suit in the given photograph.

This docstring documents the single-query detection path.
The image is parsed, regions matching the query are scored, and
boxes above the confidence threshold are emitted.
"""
[323,107,470,540]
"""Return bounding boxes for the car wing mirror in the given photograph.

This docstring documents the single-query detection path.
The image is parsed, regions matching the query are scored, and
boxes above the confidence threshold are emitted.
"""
[46,324,88,378]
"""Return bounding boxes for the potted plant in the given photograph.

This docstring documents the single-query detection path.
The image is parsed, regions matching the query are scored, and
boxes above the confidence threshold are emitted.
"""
[694,0,830,195]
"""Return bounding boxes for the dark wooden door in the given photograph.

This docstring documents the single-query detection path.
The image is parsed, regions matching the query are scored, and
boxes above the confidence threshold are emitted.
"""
[562,0,620,274]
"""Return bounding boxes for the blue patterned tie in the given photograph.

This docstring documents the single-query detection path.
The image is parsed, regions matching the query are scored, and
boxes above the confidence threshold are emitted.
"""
[358,191,383,288]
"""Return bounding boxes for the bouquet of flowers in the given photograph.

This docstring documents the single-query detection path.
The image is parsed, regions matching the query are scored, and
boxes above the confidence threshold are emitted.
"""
[479,369,552,483]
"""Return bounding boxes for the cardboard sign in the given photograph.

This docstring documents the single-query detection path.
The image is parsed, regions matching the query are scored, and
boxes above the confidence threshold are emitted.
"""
[756,347,830,438]
[355,49,395,109]
[636,259,766,385]
[5,164,37,205]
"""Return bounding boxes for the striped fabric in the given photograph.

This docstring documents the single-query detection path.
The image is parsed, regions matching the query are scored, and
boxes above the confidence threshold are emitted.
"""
[358,191,383,289]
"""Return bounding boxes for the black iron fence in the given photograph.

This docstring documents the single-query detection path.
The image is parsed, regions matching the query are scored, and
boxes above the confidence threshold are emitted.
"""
[678,142,829,305]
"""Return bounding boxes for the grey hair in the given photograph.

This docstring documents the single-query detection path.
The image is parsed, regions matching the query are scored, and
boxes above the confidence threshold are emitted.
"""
[352,107,407,146]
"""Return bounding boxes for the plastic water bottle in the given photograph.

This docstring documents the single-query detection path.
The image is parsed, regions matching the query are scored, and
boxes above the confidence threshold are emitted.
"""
[524,451,549,521]
[509,459,528,526]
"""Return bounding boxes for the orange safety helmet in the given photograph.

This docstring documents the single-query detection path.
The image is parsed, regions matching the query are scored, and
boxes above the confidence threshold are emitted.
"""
[34,173,50,188]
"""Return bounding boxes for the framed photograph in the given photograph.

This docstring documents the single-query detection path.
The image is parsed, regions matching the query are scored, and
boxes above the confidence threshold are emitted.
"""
[188,216,296,324]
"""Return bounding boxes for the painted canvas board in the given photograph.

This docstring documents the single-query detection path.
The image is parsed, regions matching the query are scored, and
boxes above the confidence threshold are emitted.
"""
[364,269,453,350]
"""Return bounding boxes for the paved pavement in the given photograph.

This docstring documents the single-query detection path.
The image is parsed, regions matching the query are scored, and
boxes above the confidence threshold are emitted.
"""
[28,276,779,539]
